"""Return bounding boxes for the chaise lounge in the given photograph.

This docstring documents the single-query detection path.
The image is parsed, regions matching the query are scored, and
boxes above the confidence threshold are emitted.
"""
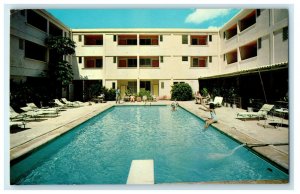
[237,104,274,121]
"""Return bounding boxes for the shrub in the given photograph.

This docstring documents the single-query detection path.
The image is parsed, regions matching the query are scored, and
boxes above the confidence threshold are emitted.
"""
[138,88,151,99]
[103,88,116,101]
[171,83,193,101]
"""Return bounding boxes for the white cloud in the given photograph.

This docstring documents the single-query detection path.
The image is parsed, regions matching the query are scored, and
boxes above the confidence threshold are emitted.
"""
[185,9,231,24]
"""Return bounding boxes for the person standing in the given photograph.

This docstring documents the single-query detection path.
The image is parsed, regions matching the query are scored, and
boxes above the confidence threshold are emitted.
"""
[115,88,120,104]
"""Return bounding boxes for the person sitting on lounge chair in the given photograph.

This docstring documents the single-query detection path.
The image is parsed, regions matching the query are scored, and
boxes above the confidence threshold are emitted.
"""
[195,91,205,104]
[130,95,135,102]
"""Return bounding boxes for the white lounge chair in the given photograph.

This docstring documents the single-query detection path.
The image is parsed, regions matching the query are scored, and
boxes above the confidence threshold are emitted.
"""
[61,98,83,107]
[10,121,26,128]
[10,106,28,121]
[237,104,274,121]
[53,99,68,108]
[211,96,223,107]
[25,103,59,116]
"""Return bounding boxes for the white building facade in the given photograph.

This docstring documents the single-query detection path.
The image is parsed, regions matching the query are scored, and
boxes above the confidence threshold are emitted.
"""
[10,9,289,101]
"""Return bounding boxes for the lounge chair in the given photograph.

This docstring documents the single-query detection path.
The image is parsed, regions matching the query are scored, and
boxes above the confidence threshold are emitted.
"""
[237,104,274,121]
[211,96,223,107]
[61,98,83,107]
[10,106,28,121]
[10,121,26,128]
[53,99,69,108]
[26,103,59,116]
[19,107,46,120]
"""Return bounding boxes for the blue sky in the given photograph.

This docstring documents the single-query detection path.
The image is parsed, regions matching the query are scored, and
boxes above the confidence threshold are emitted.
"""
[47,9,241,29]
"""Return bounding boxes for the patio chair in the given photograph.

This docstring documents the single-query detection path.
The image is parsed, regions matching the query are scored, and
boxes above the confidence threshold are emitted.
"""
[10,106,28,121]
[61,98,83,107]
[211,96,223,107]
[237,104,274,121]
[10,121,26,128]
[53,99,69,108]
[20,106,45,120]
[26,103,59,116]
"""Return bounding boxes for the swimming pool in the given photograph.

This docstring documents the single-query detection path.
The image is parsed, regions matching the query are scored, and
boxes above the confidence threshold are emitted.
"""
[11,106,288,184]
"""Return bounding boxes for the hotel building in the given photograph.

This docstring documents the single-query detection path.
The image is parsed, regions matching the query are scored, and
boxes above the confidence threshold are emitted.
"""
[10,9,289,106]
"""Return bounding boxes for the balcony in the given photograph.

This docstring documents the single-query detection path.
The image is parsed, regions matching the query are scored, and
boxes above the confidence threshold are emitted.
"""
[190,56,208,67]
[139,56,159,68]
[83,57,103,69]
[139,35,159,45]
[190,35,208,45]
[118,35,137,45]
[84,35,103,45]
[118,56,138,68]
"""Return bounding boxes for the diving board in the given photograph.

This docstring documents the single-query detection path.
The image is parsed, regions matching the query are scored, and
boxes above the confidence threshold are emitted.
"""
[127,159,154,184]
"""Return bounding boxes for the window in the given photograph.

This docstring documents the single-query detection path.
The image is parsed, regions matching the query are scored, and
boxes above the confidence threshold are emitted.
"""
[191,57,207,67]
[161,82,164,89]
[64,32,67,37]
[140,39,151,45]
[79,35,82,42]
[223,32,226,39]
[113,56,117,63]
[209,56,212,63]
[19,39,23,50]
[79,57,82,63]
[283,27,288,41]
[209,35,212,42]
[182,35,188,44]
[140,81,151,91]
[96,59,103,68]
[140,58,151,67]
[191,38,198,45]
[112,82,116,89]
[113,35,117,42]
[25,40,46,62]
[173,82,178,85]
[27,10,47,32]
[85,57,103,68]
[128,59,137,67]
[128,81,137,94]
[258,38,262,49]
[182,56,188,61]
[160,56,163,63]
[160,35,163,42]
[127,39,137,45]
[192,58,198,67]
[224,54,226,61]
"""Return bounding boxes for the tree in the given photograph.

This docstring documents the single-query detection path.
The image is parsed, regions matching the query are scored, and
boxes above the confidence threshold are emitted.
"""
[171,83,193,101]
[43,36,76,97]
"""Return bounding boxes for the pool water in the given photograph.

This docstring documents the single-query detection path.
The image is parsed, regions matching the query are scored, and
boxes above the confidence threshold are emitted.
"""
[11,106,288,184]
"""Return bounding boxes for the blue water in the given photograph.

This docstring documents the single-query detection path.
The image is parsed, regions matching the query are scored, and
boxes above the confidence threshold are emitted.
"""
[11,106,288,184]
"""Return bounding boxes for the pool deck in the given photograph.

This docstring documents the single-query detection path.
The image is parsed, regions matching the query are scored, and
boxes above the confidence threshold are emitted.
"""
[9,100,289,183]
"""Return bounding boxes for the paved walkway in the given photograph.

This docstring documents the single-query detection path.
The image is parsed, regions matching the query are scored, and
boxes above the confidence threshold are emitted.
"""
[10,100,289,171]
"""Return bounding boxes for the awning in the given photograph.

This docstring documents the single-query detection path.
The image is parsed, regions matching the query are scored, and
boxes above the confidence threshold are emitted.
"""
[199,61,288,80]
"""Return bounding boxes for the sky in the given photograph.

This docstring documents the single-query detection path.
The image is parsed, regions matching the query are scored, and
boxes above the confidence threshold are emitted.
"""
[46,9,241,29]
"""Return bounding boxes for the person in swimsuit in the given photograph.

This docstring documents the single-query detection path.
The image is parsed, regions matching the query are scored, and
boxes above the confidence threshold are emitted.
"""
[204,103,218,128]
